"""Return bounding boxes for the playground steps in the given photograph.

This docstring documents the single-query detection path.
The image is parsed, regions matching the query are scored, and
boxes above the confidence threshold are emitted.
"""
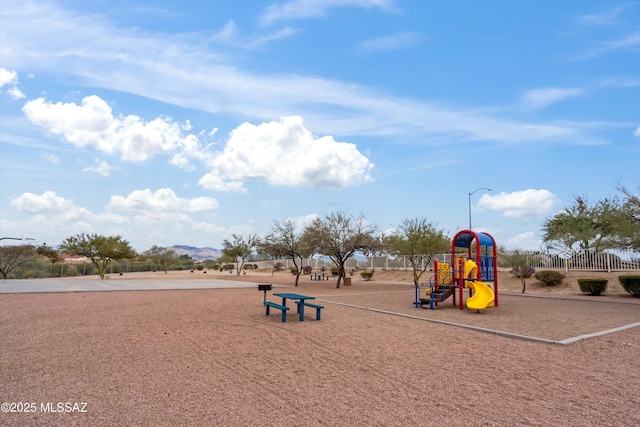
[419,286,457,307]
[431,286,456,301]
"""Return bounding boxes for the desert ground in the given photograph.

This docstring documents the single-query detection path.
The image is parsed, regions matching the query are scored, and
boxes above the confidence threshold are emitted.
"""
[1,268,639,426]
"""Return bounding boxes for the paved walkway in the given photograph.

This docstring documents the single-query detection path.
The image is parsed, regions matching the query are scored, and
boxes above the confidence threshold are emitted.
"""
[0,278,273,293]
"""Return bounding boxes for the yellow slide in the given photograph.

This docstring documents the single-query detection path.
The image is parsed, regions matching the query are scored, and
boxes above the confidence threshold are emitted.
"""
[461,259,495,311]
[465,280,495,311]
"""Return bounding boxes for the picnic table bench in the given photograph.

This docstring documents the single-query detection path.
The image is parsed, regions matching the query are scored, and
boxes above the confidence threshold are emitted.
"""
[295,301,324,320]
[264,301,289,322]
[266,293,323,322]
[310,272,329,281]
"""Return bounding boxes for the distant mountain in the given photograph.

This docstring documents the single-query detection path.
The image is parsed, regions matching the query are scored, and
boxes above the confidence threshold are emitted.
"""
[171,245,222,261]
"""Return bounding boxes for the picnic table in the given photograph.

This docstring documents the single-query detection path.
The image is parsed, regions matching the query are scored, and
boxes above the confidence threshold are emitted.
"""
[310,272,329,281]
[273,292,323,321]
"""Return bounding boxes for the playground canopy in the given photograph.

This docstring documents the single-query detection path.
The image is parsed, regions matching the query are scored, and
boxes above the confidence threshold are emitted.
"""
[452,230,496,250]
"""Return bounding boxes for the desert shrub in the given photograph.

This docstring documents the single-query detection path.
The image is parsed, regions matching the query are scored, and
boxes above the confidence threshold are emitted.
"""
[618,276,640,298]
[302,265,313,274]
[510,266,535,293]
[222,263,235,271]
[510,266,535,279]
[196,264,204,270]
[290,267,298,275]
[22,269,42,279]
[534,270,565,286]
[360,271,374,281]
[330,266,339,275]
[272,262,283,272]
[66,268,80,277]
[77,262,95,276]
[577,278,608,296]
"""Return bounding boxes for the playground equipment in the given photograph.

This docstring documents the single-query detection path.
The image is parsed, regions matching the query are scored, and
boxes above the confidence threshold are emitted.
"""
[415,229,498,312]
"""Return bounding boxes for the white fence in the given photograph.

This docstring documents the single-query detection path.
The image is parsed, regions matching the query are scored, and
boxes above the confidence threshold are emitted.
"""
[253,249,640,273]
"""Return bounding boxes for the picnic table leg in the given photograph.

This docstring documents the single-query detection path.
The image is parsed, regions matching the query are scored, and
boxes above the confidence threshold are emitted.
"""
[299,303,305,321]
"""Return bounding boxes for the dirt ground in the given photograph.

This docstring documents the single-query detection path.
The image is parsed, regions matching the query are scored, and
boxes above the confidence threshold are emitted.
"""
[1,269,638,426]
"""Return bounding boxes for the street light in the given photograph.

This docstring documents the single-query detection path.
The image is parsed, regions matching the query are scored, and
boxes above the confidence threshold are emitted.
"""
[468,187,491,230]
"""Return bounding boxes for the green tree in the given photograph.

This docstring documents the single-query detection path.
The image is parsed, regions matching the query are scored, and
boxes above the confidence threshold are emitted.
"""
[302,211,379,288]
[141,246,177,273]
[614,183,640,251]
[58,233,136,279]
[36,244,60,277]
[221,233,259,276]
[260,219,309,287]
[385,217,449,286]
[0,244,36,279]
[541,195,619,256]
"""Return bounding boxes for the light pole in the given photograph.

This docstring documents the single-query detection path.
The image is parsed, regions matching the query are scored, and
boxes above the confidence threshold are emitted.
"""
[468,187,491,230]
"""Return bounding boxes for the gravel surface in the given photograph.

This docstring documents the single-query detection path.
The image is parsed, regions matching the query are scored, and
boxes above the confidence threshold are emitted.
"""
[1,270,639,426]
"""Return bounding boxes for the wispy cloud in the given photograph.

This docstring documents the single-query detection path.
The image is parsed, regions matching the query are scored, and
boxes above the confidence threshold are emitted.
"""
[576,5,629,26]
[1,2,607,149]
[568,31,640,61]
[521,87,585,109]
[357,31,424,53]
[260,0,394,25]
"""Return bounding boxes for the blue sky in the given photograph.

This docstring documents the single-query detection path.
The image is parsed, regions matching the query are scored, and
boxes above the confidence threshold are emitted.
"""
[1,0,638,252]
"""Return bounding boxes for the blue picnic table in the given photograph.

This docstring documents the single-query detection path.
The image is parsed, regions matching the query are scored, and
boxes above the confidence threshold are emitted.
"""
[273,292,321,321]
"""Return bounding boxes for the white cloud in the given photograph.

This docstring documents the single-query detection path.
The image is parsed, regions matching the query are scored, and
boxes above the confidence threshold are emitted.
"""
[0,68,25,99]
[7,86,25,99]
[503,231,541,251]
[358,32,424,53]
[0,68,18,87]
[83,160,113,177]
[22,95,203,164]
[6,192,129,244]
[198,116,374,192]
[286,214,319,231]
[108,188,219,213]
[261,0,393,25]
[478,189,559,218]
[197,174,247,193]
[193,222,226,234]
[10,190,76,214]
[521,87,585,109]
[635,125,640,137]
[39,152,60,164]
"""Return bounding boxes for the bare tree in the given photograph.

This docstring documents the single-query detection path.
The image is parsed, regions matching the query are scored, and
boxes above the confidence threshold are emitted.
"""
[221,233,260,275]
[261,219,311,287]
[302,211,379,288]
[0,245,36,279]
[385,217,449,286]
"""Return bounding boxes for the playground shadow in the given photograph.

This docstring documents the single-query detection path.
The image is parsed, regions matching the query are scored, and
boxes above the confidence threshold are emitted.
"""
[315,290,640,344]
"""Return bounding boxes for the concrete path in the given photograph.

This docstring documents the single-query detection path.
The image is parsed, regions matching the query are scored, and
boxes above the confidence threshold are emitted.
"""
[0,278,276,293]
